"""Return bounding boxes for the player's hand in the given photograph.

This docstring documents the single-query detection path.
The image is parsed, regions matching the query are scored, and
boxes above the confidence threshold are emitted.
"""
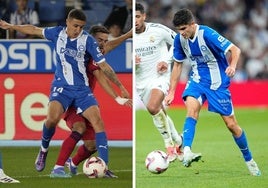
[225,66,236,77]
[164,92,174,106]
[0,20,11,30]
[124,98,132,107]
[157,61,168,74]
[115,97,132,107]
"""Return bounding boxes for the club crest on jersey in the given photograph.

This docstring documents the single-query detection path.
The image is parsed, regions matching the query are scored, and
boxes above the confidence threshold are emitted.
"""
[149,36,155,43]
[78,45,85,51]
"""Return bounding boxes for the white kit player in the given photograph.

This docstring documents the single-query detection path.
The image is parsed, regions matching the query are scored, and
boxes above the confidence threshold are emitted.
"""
[135,3,182,162]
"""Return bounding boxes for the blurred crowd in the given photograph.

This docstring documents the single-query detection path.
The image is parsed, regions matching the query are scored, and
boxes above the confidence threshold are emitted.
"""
[139,0,268,81]
[0,0,132,39]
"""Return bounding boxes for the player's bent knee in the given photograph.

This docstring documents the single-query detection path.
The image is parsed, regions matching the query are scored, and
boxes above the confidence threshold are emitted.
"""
[84,140,96,151]
[45,119,59,128]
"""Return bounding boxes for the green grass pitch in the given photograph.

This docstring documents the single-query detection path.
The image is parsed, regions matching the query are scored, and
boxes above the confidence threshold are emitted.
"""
[136,107,268,188]
[1,146,132,188]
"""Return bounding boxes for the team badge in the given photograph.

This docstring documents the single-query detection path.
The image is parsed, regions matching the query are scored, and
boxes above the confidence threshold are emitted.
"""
[149,36,155,43]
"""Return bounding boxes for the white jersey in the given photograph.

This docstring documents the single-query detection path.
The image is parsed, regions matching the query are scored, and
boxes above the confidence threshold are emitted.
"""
[135,22,176,90]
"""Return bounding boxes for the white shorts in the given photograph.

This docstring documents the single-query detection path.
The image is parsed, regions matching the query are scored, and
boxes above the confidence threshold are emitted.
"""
[136,76,170,106]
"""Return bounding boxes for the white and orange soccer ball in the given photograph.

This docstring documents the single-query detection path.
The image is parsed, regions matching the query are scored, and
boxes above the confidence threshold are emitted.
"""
[83,156,107,178]
[145,150,169,174]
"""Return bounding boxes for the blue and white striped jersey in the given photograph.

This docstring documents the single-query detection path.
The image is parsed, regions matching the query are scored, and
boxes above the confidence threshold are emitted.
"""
[43,26,105,86]
[173,24,233,90]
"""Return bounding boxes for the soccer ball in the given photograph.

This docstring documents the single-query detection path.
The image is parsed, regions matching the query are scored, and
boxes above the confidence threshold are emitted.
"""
[145,150,169,174]
[83,156,107,178]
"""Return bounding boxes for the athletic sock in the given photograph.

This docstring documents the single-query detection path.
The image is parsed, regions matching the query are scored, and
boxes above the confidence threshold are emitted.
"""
[152,109,174,148]
[55,131,82,166]
[167,115,182,146]
[183,117,197,148]
[72,144,96,166]
[233,130,252,162]
[95,132,108,164]
[41,123,56,150]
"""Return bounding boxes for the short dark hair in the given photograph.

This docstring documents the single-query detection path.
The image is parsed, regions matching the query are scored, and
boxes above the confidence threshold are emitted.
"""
[136,3,145,14]
[173,8,194,27]
[89,25,109,37]
[67,9,86,21]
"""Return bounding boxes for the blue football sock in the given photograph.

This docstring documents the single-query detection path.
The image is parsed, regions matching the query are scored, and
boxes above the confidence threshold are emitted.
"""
[96,132,108,165]
[233,130,252,162]
[41,123,56,149]
[183,117,197,148]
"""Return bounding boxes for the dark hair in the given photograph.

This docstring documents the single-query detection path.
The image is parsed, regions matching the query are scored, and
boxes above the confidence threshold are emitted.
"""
[173,8,194,27]
[67,9,86,21]
[89,25,109,37]
[136,3,145,14]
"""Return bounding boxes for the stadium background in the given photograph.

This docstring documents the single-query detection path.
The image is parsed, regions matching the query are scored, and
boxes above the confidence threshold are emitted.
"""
[0,0,132,145]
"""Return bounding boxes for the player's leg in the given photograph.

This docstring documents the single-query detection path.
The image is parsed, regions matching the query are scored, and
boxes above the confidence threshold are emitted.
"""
[66,140,96,175]
[182,96,202,167]
[82,106,117,178]
[71,141,96,167]
[166,115,182,146]
[66,119,117,178]
[77,86,117,176]
[208,86,261,176]
[42,100,64,149]
[70,140,117,178]
[146,88,177,162]
[35,100,65,172]
[50,121,86,178]
[66,122,96,175]
[166,115,183,161]
[222,115,261,176]
[82,105,108,164]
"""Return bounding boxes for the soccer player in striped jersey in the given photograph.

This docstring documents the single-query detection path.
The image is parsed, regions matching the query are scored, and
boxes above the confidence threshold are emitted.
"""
[0,9,128,175]
[50,26,132,178]
[0,152,20,183]
[165,8,261,176]
[135,3,183,162]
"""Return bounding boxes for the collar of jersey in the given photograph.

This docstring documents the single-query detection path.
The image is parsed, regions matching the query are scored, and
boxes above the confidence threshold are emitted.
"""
[67,29,83,41]
[189,24,199,42]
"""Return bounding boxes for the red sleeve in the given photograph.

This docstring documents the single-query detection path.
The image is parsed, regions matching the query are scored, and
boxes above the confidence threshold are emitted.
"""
[86,60,100,90]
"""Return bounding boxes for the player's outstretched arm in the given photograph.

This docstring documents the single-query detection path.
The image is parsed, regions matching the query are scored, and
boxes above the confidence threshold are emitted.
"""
[104,28,133,54]
[0,20,43,38]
